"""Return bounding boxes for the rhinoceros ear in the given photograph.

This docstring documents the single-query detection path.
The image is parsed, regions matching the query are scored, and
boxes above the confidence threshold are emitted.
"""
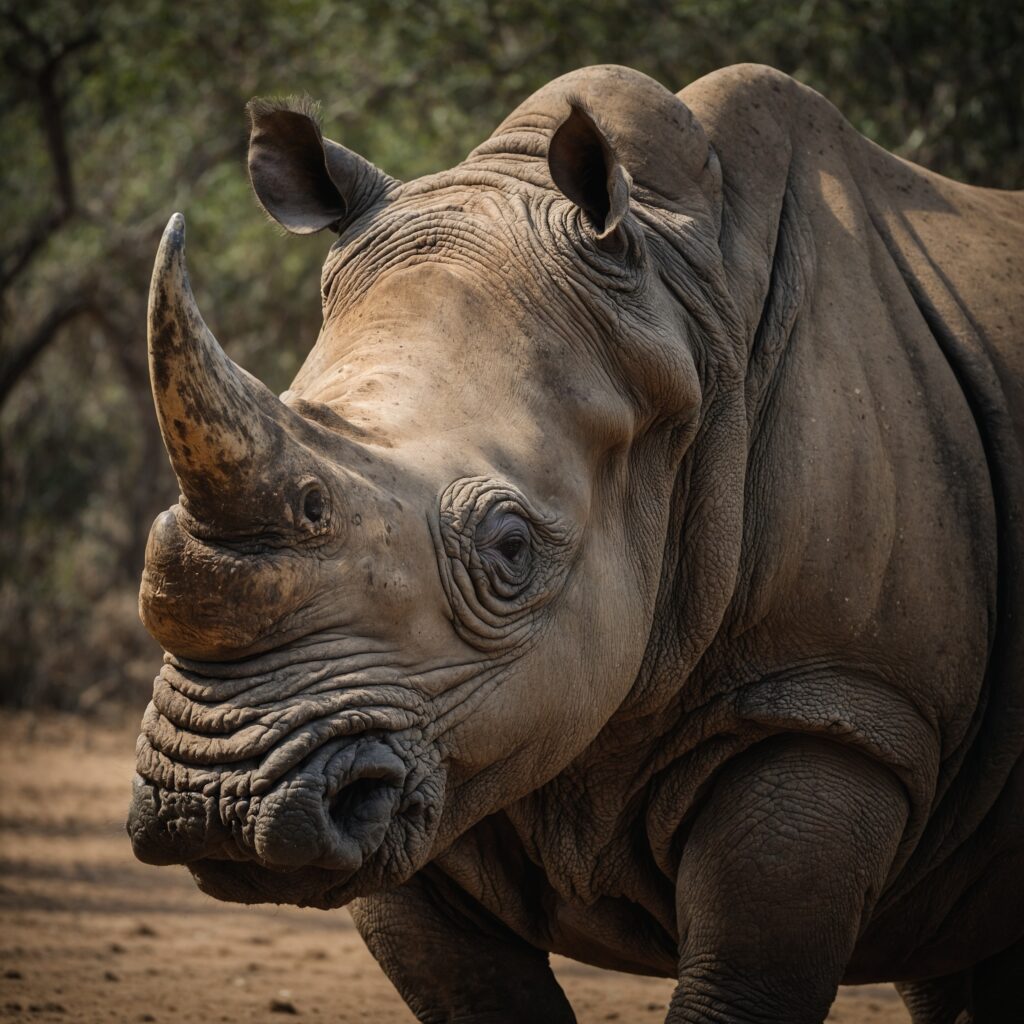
[246,98,396,234]
[548,102,631,242]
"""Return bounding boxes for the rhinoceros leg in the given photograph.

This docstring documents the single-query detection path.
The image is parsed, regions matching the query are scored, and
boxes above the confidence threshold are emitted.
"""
[668,735,909,1024]
[895,975,970,1023]
[350,867,576,1024]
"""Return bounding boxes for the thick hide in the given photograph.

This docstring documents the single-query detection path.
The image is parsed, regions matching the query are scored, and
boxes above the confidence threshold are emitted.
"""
[129,64,1024,1024]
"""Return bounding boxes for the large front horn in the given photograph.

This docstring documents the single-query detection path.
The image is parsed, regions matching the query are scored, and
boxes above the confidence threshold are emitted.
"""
[147,213,285,522]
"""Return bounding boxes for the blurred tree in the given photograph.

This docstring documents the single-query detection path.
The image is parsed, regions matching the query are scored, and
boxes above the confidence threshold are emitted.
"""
[0,0,1020,707]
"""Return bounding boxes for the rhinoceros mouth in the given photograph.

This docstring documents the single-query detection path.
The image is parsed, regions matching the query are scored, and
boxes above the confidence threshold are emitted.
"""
[187,858,363,909]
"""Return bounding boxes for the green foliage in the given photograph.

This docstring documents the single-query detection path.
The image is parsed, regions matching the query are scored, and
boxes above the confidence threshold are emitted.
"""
[1,0,1020,707]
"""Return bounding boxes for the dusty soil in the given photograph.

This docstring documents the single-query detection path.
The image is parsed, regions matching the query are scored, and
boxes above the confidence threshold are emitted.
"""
[0,710,910,1023]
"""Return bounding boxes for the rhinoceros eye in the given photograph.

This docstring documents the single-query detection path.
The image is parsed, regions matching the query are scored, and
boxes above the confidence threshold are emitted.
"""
[296,479,330,534]
[436,476,578,650]
[475,507,532,585]
[496,533,527,563]
[303,487,324,523]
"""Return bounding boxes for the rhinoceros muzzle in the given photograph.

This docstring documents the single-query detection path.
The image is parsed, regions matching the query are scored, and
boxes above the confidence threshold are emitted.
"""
[128,733,415,874]
[128,642,445,902]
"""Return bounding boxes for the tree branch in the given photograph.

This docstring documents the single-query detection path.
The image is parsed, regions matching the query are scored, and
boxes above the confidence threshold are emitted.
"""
[0,291,105,408]
[0,17,99,295]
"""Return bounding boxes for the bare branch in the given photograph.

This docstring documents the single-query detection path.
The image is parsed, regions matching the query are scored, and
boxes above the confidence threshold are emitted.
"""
[0,290,106,407]
[0,19,99,296]
[0,9,49,58]
[0,209,66,294]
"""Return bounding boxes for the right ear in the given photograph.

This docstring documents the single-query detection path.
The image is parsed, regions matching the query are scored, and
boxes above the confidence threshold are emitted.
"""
[246,98,397,235]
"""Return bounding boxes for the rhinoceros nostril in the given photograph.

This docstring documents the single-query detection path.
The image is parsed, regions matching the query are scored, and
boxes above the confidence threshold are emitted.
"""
[247,740,407,871]
[327,776,392,831]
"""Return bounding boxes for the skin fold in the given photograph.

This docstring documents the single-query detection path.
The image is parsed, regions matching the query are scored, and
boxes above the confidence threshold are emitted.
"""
[127,64,1024,1023]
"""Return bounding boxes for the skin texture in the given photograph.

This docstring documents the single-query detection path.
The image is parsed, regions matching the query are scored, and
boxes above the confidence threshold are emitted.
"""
[126,64,1024,1022]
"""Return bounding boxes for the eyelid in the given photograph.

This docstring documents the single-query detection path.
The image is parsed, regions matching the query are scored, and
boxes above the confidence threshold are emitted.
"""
[491,520,530,543]
[475,508,530,549]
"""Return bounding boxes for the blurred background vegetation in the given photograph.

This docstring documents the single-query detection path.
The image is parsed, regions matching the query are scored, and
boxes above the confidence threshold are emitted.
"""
[1,0,1021,710]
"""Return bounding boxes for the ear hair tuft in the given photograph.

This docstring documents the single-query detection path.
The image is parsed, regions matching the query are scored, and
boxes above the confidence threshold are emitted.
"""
[562,94,617,151]
[246,95,324,132]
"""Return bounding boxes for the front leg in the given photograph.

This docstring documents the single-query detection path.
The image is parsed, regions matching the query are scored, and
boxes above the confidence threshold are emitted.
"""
[670,735,909,1023]
[350,866,576,1024]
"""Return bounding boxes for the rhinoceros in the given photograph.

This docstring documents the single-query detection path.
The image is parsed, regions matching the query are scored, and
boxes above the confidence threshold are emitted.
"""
[127,63,1024,1022]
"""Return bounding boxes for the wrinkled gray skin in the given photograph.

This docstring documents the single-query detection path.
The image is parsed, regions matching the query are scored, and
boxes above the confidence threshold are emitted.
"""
[127,64,1024,1023]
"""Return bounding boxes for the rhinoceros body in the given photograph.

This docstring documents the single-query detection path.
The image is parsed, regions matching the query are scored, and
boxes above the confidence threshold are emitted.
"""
[127,64,1024,1022]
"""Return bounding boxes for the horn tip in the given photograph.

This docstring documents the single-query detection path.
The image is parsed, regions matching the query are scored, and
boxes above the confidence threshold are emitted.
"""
[151,213,192,303]
[163,212,186,250]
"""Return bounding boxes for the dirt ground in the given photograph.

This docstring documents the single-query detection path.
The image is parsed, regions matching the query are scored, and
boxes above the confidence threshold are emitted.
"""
[0,710,910,1023]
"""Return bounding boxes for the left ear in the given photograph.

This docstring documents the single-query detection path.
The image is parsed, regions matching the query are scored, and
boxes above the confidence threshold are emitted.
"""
[548,103,631,242]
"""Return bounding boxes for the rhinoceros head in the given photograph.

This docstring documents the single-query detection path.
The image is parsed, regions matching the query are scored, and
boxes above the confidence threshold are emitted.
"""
[128,66,741,908]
